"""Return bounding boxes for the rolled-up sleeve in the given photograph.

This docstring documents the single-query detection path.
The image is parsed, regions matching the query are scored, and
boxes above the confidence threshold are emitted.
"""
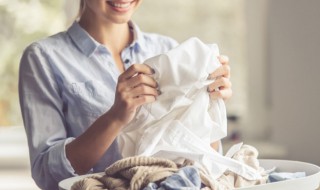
[19,43,77,189]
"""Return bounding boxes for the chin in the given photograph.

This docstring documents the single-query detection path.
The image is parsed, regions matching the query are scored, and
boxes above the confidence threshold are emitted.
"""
[105,14,132,24]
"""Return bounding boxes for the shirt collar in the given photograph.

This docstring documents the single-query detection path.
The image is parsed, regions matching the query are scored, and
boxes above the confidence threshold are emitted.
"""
[128,21,147,52]
[67,21,147,57]
[67,22,98,57]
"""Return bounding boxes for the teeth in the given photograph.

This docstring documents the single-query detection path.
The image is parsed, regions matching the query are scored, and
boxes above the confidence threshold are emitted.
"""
[110,2,131,8]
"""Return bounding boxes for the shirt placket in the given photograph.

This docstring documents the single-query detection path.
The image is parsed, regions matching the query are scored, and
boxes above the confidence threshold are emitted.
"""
[121,46,134,70]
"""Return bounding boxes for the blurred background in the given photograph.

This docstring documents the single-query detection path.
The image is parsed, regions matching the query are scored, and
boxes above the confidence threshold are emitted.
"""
[0,0,319,189]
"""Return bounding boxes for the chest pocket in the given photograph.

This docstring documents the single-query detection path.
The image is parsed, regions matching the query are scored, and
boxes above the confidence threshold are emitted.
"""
[65,80,115,117]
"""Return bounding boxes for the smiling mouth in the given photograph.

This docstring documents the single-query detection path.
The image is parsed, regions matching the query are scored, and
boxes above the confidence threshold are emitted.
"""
[106,1,134,9]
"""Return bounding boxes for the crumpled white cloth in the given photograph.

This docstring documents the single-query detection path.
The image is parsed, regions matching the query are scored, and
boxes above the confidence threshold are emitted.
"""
[118,37,262,180]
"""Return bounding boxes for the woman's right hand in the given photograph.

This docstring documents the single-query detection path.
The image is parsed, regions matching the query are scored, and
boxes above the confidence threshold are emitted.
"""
[109,64,160,127]
[66,64,159,174]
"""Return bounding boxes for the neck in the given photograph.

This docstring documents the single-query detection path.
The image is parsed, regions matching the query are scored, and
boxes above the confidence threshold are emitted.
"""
[79,12,132,54]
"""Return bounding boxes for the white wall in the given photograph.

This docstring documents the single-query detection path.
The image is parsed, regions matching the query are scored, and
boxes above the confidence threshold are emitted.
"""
[245,0,269,140]
[268,0,320,165]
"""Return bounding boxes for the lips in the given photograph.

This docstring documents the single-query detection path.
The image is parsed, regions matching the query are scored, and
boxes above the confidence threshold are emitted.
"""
[106,0,134,9]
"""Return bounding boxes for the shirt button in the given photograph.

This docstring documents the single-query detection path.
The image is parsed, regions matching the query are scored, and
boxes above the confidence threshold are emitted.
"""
[124,59,130,64]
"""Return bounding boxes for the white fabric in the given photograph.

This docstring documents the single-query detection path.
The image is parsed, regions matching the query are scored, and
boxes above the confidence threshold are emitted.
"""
[118,38,262,180]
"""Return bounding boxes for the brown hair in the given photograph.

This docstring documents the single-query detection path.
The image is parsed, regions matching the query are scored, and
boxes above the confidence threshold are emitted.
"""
[78,0,85,19]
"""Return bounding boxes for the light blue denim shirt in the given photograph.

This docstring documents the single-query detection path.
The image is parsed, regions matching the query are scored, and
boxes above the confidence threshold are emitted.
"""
[19,21,178,190]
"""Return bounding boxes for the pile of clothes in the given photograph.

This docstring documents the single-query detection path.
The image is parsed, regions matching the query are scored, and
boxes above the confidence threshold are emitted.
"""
[71,145,268,190]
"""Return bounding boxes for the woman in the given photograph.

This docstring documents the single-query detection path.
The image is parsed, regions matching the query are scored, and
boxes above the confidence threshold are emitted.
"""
[19,0,232,189]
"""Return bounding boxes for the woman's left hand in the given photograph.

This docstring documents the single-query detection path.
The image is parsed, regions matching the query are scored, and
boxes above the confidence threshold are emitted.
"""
[207,55,232,101]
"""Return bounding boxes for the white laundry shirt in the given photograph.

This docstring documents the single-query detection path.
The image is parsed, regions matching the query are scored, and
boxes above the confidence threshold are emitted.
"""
[118,37,261,180]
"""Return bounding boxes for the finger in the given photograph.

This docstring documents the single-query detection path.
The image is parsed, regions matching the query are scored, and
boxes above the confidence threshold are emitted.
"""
[218,55,229,65]
[119,64,155,81]
[207,77,232,92]
[210,89,232,100]
[208,65,230,79]
[126,73,158,89]
[129,85,160,98]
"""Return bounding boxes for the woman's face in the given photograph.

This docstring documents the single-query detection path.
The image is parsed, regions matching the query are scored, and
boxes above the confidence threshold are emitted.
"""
[83,0,143,24]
